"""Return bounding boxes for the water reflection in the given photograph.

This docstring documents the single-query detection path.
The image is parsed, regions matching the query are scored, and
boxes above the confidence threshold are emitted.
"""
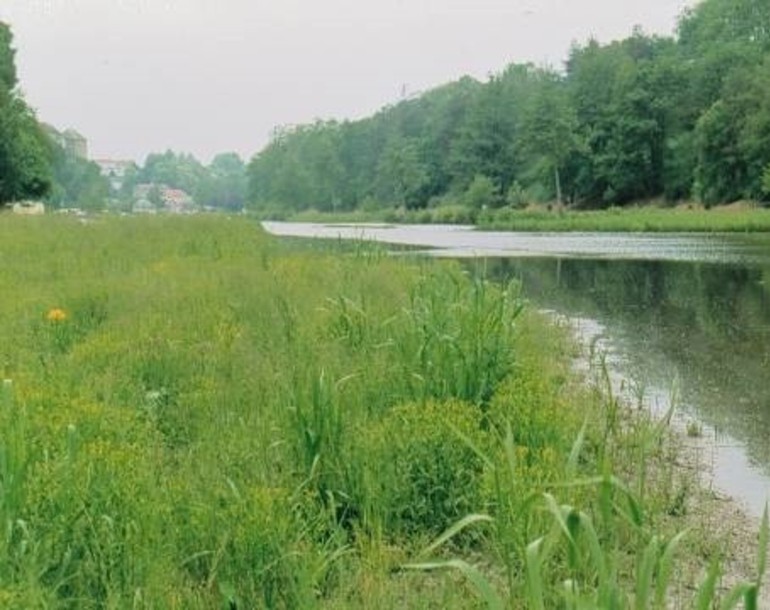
[263,221,770,265]
[484,258,770,482]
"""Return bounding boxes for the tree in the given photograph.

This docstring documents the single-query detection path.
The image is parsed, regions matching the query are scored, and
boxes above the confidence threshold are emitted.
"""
[567,33,667,206]
[0,22,17,91]
[46,142,109,210]
[464,174,500,209]
[197,152,248,210]
[694,57,770,203]
[520,70,580,205]
[0,22,51,204]
[140,150,206,195]
[375,138,430,208]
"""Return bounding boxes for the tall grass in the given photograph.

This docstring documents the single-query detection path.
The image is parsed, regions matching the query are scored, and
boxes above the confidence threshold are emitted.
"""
[0,214,763,607]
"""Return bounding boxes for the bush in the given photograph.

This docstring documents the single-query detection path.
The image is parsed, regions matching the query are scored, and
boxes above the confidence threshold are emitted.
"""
[464,174,501,209]
[506,180,529,209]
[362,399,490,540]
[762,163,770,200]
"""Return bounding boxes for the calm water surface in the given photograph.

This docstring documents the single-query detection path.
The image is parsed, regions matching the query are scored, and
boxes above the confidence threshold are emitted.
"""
[263,222,770,516]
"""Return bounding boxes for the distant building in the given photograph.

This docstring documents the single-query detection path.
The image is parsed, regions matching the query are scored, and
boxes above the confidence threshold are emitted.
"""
[63,129,88,159]
[42,123,88,159]
[94,159,135,192]
[162,188,195,214]
[132,183,196,214]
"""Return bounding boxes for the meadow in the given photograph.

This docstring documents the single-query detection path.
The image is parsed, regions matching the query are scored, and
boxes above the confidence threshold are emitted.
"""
[0,214,765,608]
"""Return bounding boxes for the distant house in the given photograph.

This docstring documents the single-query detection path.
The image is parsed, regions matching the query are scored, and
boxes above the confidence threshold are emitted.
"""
[42,124,88,159]
[63,129,88,159]
[132,183,196,214]
[162,188,195,214]
[94,159,135,192]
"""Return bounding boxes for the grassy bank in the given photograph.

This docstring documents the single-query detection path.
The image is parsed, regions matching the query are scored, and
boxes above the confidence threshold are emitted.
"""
[478,205,770,233]
[271,204,770,233]
[0,215,765,608]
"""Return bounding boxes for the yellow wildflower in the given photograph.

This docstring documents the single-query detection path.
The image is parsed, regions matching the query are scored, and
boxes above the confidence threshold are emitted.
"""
[46,308,68,322]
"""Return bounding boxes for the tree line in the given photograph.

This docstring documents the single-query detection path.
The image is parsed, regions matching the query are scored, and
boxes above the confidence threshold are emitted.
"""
[114,150,247,212]
[247,0,770,214]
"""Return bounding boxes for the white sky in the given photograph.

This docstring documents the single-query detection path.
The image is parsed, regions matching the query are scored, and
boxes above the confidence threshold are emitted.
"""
[1,0,695,164]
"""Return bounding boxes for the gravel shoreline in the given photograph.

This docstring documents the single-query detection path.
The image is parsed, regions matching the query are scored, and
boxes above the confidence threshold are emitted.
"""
[561,311,770,605]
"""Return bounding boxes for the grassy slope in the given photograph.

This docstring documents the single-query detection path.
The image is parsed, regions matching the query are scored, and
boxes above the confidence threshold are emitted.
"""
[0,215,763,608]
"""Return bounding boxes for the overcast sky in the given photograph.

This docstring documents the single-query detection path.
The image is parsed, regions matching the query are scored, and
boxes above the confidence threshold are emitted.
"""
[1,0,695,164]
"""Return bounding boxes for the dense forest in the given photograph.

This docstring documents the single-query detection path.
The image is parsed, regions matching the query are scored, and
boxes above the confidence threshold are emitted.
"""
[247,0,770,214]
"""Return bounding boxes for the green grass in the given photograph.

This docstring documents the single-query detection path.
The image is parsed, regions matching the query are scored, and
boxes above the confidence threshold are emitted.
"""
[0,214,764,608]
[478,205,770,232]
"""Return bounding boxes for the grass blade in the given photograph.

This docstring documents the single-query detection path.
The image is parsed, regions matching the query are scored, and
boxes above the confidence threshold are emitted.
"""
[418,513,494,558]
[526,537,547,610]
[403,559,504,610]
[654,530,688,607]
[635,536,659,610]
[694,557,721,610]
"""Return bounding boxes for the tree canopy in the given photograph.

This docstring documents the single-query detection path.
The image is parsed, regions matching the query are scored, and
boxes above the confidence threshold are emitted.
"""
[247,0,770,213]
[0,22,52,205]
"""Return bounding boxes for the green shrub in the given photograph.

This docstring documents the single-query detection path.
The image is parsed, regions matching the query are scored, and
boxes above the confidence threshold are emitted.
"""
[362,399,490,540]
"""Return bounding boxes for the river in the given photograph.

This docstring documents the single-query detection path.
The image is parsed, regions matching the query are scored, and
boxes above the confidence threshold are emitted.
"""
[262,221,770,516]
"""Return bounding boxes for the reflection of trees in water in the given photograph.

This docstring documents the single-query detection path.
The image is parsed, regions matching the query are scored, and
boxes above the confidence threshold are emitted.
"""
[478,257,770,469]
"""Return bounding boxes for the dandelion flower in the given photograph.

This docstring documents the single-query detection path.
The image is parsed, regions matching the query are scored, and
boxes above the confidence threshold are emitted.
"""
[46,308,68,322]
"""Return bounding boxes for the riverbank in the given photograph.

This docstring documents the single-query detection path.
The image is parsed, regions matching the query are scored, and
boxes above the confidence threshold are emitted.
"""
[563,312,770,605]
[269,203,770,233]
[478,204,770,233]
[0,215,765,607]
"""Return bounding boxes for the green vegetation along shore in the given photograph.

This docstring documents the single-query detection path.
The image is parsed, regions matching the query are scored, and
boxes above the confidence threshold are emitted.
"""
[0,215,765,608]
[279,203,770,233]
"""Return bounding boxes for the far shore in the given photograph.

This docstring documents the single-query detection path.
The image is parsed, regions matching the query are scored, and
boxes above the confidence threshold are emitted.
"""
[262,201,770,233]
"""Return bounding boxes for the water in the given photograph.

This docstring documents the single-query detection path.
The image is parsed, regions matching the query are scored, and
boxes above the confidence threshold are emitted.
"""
[262,221,770,264]
[262,221,770,516]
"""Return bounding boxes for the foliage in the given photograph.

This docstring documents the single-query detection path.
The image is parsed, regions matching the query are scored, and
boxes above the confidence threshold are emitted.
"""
[246,0,770,215]
[0,23,52,205]
[46,142,109,210]
[464,174,501,209]
[363,399,490,538]
[479,205,770,232]
[109,149,249,211]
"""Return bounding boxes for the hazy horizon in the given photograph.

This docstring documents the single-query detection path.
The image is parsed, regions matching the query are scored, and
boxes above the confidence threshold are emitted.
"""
[2,0,694,164]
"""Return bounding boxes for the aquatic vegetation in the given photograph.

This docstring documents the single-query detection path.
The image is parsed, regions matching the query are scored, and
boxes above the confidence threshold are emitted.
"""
[0,214,764,607]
